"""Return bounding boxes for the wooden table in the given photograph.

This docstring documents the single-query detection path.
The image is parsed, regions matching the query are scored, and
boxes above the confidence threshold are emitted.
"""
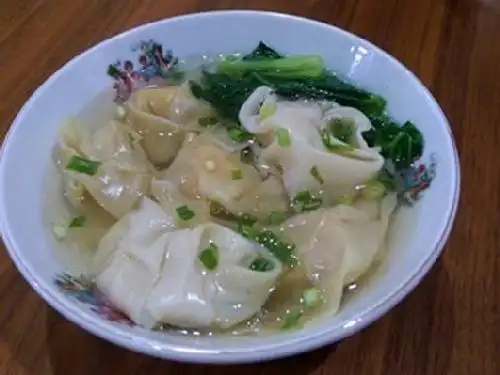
[0,0,497,374]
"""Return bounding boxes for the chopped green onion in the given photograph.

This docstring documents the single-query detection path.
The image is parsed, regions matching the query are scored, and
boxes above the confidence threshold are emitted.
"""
[66,155,101,176]
[266,211,286,225]
[310,166,324,184]
[330,118,355,144]
[238,225,297,266]
[197,116,218,127]
[240,146,254,164]
[176,205,195,221]
[302,287,324,309]
[320,129,354,154]
[249,256,275,272]
[360,180,387,200]
[68,216,86,228]
[259,102,277,120]
[227,127,252,142]
[292,190,323,212]
[281,308,303,330]
[231,168,243,180]
[276,128,291,147]
[199,242,219,271]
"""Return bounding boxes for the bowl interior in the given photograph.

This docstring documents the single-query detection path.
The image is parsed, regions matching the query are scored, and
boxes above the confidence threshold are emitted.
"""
[0,11,459,363]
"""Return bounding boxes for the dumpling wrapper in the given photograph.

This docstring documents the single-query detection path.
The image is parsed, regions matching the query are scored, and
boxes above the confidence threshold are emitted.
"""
[125,84,214,165]
[239,86,385,203]
[55,119,153,219]
[281,193,397,314]
[150,177,211,227]
[159,132,288,218]
[93,198,282,329]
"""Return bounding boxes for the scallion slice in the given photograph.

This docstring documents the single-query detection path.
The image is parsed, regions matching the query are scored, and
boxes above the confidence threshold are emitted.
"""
[68,215,86,228]
[276,128,291,147]
[199,242,219,271]
[176,205,195,221]
[66,155,101,176]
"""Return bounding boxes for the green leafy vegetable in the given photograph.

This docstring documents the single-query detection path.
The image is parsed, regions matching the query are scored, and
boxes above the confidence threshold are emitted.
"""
[292,190,323,212]
[176,205,195,221]
[199,242,219,271]
[281,308,303,330]
[231,168,243,180]
[218,55,324,79]
[189,41,424,171]
[363,117,424,170]
[242,41,284,60]
[276,128,291,147]
[66,155,101,176]
[310,166,324,184]
[68,216,86,228]
[249,256,275,272]
[238,225,297,266]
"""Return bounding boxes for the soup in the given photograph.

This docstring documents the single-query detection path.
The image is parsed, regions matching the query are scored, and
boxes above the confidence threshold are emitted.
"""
[49,41,433,335]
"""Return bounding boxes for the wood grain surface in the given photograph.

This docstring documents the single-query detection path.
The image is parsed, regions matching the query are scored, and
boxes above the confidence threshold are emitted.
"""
[0,0,497,374]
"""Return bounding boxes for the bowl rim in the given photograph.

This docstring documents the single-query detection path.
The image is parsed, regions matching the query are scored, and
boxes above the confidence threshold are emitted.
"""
[0,9,461,364]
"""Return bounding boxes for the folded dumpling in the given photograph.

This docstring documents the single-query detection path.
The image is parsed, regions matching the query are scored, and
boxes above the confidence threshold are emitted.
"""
[159,132,289,219]
[92,197,176,327]
[239,86,384,203]
[146,223,282,329]
[93,199,282,329]
[125,84,214,165]
[150,177,211,227]
[280,193,397,314]
[55,120,153,219]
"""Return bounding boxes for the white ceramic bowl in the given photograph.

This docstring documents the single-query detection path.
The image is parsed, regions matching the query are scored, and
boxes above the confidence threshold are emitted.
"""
[0,10,459,364]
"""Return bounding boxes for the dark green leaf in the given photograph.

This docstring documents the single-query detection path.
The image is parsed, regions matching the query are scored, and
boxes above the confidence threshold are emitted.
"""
[242,41,284,60]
